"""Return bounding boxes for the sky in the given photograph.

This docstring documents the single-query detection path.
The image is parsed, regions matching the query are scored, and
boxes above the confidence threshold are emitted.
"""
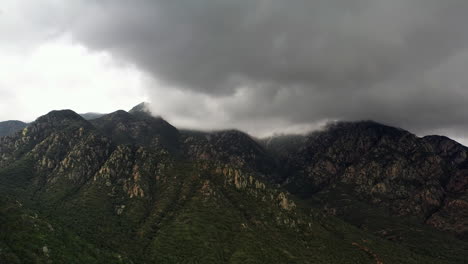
[1,0,468,144]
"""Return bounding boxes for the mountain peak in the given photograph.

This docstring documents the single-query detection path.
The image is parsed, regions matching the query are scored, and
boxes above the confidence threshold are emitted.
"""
[102,110,133,120]
[129,102,151,114]
[1,106,468,263]
[26,110,91,135]
[325,120,399,130]
[318,120,410,138]
[35,109,85,124]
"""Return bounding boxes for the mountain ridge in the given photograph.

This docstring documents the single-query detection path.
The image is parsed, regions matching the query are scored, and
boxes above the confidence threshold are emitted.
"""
[0,120,28,137]
[0,104,467,263]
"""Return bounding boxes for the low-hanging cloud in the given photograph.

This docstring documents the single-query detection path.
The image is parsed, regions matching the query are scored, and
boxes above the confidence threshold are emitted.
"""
[15,0,468,138]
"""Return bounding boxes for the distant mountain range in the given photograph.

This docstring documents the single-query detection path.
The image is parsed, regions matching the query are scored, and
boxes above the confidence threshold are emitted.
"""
[0,103,466,263]
[0,113,105,137]
[79,112,106,120]
[0,120,28,137]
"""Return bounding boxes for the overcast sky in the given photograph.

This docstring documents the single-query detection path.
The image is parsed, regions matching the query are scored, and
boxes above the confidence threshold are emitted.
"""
[1,0,468,144]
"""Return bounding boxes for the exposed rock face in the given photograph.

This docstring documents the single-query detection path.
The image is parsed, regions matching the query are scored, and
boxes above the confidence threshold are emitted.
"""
[0,106,467,263]
[181,129,279,181]
[422,135,468,239]
[423,135,468,167]
[265,121,468,237]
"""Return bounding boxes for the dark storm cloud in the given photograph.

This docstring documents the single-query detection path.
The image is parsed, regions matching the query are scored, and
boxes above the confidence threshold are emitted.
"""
[64,0,468,135]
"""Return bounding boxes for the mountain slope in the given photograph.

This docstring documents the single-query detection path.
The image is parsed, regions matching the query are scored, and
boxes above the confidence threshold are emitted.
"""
[91,109,179,150]
[0,120,27,137]
[0,109,467,263]
[264,121,468,240]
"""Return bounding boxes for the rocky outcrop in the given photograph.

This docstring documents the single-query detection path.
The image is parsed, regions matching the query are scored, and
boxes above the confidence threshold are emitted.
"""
[267,121,468,237]
[181,129,280,182]
[1,107,467,263]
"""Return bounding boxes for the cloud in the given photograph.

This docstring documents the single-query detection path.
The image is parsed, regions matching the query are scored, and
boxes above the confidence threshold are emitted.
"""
[0,35,147,121]
[4,0,468,140]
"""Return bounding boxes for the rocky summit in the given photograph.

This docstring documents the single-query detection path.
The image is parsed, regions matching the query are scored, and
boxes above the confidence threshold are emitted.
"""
[0,105,467,263]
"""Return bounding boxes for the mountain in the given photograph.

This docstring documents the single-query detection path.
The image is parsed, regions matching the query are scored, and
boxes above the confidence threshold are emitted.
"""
[129,102,152,115]
[0,120,27,137]
[0,106,467,263]
[80,112,106,120]
[265,121,468,240]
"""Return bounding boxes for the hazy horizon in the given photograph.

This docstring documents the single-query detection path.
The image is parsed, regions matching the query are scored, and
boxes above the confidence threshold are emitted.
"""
[2,103,468,147]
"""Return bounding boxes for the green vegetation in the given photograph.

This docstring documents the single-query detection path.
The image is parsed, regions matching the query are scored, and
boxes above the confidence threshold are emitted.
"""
[0,197,125,264]
[0,108,467,263]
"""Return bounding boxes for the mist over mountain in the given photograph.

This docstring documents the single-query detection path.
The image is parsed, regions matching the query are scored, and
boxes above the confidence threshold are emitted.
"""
[3,1,468,262]
[3,1,468,142]
[0,103,466,263]
[0,120,28,137]
[79,112,106,120]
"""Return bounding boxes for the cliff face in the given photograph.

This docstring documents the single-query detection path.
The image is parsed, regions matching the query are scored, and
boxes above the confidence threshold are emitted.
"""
[0,108,467,263]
